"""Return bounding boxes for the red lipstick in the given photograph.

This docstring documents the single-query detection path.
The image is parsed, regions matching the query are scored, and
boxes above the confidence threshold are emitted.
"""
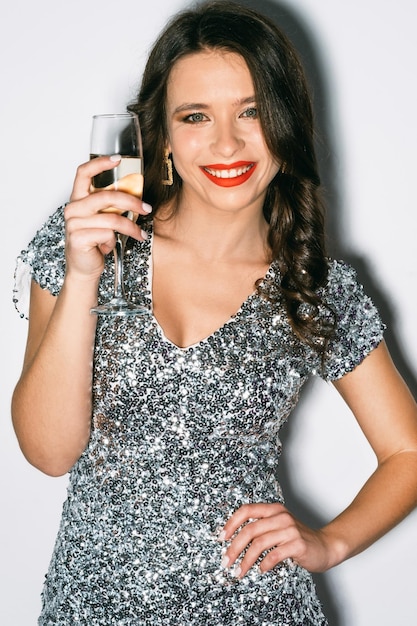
[200,161,256,187]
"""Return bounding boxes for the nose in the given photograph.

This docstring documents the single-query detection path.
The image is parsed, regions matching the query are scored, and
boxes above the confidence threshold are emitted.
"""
[210,119,244,158]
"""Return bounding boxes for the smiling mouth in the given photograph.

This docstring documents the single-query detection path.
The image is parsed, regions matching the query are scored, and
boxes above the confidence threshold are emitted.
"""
[200,162,257,187]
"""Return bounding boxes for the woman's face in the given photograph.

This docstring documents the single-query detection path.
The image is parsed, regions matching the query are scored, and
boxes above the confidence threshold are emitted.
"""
[165,50,280,217]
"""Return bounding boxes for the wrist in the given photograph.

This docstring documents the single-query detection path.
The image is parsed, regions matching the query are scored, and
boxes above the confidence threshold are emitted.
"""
[60,273,102,312]
[317,527,350,570]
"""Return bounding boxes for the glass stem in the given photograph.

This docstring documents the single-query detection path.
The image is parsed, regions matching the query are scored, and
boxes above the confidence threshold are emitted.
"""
[112,234,127,300]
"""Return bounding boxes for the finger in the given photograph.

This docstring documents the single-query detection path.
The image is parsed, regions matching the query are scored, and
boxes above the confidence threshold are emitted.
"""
[66,213,148,243]
[221,502,285,540]
[65,190,147,221]
[258,544,300,573]
[67,226,117,260]
[237,525,300,577]
[223,516,282,568]
[70,155,121,201]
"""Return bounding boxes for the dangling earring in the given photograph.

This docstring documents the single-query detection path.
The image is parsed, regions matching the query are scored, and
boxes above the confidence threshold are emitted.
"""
[162,149,173,186]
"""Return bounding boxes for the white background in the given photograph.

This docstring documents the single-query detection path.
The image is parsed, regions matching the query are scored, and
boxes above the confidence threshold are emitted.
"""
[1,1,416,624]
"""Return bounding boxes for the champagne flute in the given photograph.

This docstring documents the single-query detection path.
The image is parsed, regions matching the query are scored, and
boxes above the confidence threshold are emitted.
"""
[89,113,148,315]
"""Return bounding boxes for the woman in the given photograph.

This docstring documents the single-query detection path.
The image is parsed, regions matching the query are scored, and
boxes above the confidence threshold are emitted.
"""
[12,1,417,624]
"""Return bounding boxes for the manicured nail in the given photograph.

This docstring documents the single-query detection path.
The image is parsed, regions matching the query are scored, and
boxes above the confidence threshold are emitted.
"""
[221,556,229,568]
[141,230,148,240]
[231,565,242,578]
[217,530,226,542]
[110,154,121,162]
[142,202,152,214]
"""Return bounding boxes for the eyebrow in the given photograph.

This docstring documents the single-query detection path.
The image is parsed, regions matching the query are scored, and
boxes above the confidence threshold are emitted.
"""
[173,96,256,114]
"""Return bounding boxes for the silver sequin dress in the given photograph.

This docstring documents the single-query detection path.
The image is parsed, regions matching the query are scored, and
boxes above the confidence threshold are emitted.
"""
[15,207,385,625]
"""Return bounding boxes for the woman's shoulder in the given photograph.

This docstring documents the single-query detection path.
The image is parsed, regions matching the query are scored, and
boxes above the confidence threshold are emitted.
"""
[319,258,386,381]
[23,205,66,254]
[321,258,381,318]
[323,258,362,291]
[13,206,66,319]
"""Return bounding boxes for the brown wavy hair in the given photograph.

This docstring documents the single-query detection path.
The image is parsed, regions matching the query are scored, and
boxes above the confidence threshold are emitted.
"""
[128,0,335,352]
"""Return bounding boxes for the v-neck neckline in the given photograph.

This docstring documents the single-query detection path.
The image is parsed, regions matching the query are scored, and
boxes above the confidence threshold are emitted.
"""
[141,223,276,352]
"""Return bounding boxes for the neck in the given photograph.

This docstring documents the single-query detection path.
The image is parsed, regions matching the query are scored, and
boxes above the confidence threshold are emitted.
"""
[155,200,270,263]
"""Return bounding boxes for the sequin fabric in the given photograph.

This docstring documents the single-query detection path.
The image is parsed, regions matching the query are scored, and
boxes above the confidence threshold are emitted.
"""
[15,207,385,625]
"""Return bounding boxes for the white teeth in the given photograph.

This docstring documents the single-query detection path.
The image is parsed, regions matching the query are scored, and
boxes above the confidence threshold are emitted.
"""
[204,164,253,178]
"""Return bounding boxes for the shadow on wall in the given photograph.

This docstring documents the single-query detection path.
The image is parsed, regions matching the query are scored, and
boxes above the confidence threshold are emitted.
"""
[238,0,416,399]
[235,0,417,624]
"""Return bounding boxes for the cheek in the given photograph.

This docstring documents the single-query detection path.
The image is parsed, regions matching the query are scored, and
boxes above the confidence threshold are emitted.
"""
[171,129,205,159]
[171,134,205,180]
[255,142,280,179]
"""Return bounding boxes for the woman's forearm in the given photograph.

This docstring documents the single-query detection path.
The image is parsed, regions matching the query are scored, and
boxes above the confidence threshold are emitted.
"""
[320,449,417,569]
[11,277,99,476]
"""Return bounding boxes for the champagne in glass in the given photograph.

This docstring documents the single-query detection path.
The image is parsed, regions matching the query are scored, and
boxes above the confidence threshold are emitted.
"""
[89,113,148,315]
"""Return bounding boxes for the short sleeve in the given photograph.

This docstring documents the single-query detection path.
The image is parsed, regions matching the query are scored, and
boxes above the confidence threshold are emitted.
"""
[13,207,66,319]
[320,260,385,381]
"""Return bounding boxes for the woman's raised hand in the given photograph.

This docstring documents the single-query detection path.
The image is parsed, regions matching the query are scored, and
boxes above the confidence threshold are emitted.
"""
[220,502,336,577]
[64,156,150,282]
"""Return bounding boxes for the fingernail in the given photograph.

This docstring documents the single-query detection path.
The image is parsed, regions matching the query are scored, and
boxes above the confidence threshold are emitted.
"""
[110,154,121,162]
[231,565,242,578]
[142,202,152,214]
[141,230,148,240]
[217,530,226,542]
[221,556,229,568]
